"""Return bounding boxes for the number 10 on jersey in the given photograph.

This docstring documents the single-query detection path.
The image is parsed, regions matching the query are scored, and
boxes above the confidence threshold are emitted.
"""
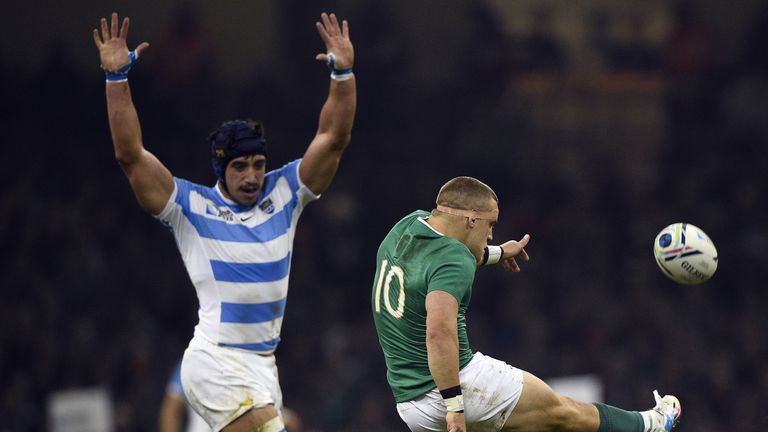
[374,259,406,318]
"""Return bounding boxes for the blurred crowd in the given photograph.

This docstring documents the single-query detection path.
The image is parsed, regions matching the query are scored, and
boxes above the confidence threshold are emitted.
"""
[1,1,767,431]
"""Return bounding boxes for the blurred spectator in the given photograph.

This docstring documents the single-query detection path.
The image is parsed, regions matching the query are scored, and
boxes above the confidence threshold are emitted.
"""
[663,1,716,80]
[609,14,662,72]
[145,4,219,159]
[515,6,566,73]
[151,4,215,87]
[662,0,722,167]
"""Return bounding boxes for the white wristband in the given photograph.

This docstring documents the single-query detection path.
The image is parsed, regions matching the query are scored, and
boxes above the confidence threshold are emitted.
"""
[444,395,464,413]
[331,70,354,81]
[482,245,504,265]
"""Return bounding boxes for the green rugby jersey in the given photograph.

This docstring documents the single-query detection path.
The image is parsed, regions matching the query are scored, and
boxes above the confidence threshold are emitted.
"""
[372,210,477,402]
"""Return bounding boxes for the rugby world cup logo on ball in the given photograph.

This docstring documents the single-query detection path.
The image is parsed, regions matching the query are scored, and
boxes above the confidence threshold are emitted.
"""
[654,223,718,285]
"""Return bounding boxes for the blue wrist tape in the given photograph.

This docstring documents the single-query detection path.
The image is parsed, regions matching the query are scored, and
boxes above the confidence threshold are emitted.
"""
[105,50,138,82]
[326,53,353,81]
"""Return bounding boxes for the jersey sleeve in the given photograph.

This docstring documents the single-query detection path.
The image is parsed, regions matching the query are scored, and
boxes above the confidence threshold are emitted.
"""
[155,177,190,225]
[154,178,203,245]
[271,159,320,208]
[425,245,476,303]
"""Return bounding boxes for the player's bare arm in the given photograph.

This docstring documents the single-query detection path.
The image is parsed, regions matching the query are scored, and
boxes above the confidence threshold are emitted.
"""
[426,290,467,432]
[93,12,173,215]
[299,12,357,195]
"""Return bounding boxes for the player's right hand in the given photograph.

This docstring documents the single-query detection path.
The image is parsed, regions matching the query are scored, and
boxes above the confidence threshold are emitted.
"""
[446,412,466,432]
[500,234,531,273]
[314,12,353,69]
[92,12,149,72]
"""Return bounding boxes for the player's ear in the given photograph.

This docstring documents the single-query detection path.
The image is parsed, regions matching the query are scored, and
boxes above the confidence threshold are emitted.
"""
[467,217,477,228]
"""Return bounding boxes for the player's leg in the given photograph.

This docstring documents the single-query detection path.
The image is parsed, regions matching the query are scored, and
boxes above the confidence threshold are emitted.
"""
[503,371,681,432]
[502,371,601,431]
[222,405,286,432]
[396,391,449,432]
[181,336,288,432]
[281,406,303,432]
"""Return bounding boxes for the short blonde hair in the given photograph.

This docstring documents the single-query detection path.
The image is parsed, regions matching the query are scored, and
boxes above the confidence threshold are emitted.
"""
[435,176,498,211]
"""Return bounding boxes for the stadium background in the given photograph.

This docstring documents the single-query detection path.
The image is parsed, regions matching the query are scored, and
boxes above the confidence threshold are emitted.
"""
[2,0,767,430]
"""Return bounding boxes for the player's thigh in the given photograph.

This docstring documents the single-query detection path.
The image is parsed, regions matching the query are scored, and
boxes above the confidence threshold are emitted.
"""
[502,371,598,431]
[182,336,284,431]
[396,392,447,432]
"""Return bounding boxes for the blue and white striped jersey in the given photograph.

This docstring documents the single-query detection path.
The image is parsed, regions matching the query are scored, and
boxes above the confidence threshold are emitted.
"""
[156,159,318,353]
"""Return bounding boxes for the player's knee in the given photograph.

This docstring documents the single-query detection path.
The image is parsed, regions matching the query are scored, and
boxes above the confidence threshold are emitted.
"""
[253,416,285,432]
[546,397,585,431]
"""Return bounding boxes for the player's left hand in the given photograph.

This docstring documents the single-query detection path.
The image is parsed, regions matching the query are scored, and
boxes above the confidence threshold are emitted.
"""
[314,12,354,69]
[500,234,530,273]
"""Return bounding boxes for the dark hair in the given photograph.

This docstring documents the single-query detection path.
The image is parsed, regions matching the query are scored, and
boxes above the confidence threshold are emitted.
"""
[435,176,498,211]
[209,119,268,187]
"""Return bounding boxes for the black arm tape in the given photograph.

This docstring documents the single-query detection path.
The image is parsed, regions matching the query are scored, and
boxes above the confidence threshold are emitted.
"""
[439,385,462,399]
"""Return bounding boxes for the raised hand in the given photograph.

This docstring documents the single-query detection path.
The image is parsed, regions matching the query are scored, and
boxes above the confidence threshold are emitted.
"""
[500,234,531,273]
[92,12,149,72]
[314,12,353,69]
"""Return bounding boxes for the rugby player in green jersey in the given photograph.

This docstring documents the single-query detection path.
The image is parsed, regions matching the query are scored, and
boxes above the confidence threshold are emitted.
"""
[372,177,681,432]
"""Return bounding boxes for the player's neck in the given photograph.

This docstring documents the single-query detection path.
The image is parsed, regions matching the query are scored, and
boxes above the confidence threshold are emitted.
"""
[427,215,470,244]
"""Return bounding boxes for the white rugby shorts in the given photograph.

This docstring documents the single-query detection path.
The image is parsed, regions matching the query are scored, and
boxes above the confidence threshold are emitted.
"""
[181,335,284,431]
[396,352,524,432]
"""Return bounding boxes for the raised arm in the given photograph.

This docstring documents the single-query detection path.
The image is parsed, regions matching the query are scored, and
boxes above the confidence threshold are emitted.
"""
[93,12,174,215]
[426,291,467,432]
[299,12,357,195]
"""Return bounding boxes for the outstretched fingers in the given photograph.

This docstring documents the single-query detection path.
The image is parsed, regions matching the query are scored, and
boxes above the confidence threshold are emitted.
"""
[93,12,150,70]
[315,20,330,44]
[314,12,353,67]
[342,19,349,39]
[111,12,119,40]
[93,15,111,48]
[502,258,521,273]
[519,247,530,262]
[517,234,531,262]
[95,13,119,45]
[321,12,334,34]
[92,28,102,47]
[329,13,340,34]
[100,17,109,41]
[95,12,131,42]
[498,234,531,273]
[317,12,345,38]
[120,16,130,40]
[314,19,329,63]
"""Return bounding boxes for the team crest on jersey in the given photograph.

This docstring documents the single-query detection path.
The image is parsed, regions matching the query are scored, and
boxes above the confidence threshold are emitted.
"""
[259,198,275,214]
[206,203,235,221]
